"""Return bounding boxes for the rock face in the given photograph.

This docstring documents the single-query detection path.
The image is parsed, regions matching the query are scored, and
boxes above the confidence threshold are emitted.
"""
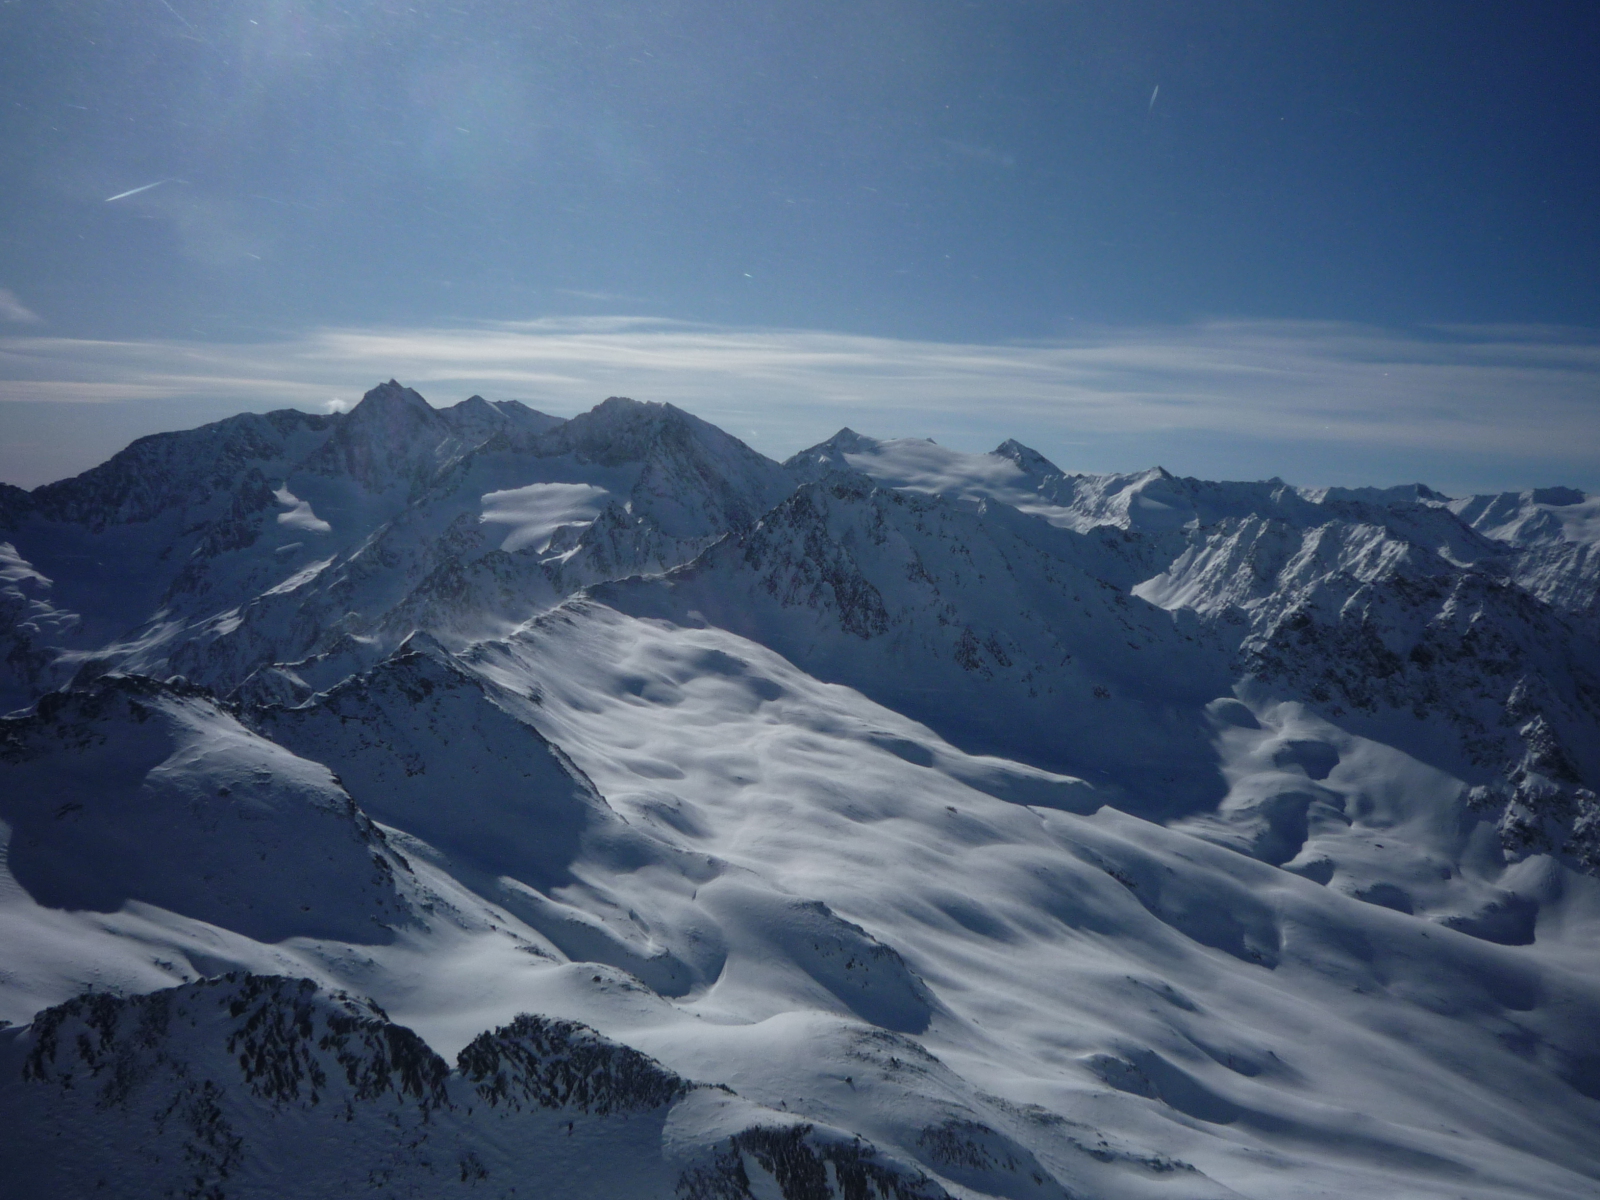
[0,974,951,1200]
[456,1011,689,1114]
[3,389,1600,1200]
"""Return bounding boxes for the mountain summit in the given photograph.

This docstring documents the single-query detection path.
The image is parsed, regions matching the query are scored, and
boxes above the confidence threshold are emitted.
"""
[2,385,1599,1199]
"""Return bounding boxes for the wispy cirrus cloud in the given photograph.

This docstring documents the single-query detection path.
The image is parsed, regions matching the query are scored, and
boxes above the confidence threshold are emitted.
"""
[2,317,1597,492]
[0,288,41,324]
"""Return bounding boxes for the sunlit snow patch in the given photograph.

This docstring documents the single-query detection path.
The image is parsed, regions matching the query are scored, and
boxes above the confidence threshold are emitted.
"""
[0,542,53,590]
[273,485,332,533]
[480,481,611,553]
[262,556,335,597]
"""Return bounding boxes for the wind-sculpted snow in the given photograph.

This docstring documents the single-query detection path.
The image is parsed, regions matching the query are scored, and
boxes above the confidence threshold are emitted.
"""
[452,604,1600,1198]
[2,606,1599,1195]
[248,635,722,994]
[602,471,1231,814]
[481,480,612,552]
[4,390,1600,1198]
[692,880,939,1035]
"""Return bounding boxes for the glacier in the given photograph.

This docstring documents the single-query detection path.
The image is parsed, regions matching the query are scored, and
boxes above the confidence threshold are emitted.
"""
[1,381,1597,1198]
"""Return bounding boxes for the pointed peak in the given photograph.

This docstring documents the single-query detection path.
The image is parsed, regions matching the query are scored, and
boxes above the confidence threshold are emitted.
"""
[991,439,1063,477]
[350,379,436,419]
[782,428,882,478]
[438,394,508,433]
[809,428,880,455]
[1121,465,1176,488]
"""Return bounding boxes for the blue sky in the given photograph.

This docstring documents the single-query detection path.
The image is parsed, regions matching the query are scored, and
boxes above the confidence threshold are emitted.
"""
[1,1,1597,489]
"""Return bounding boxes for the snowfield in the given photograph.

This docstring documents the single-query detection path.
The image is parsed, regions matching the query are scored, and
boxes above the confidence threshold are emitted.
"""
[1,383,1598,1199]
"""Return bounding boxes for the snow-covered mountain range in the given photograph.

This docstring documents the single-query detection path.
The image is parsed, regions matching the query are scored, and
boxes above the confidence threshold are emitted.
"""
[2,382,1598,1199]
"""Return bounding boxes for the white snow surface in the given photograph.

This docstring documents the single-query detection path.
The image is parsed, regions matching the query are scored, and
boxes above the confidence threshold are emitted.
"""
[2,388,1599,1198]
[1450,486,1600,547]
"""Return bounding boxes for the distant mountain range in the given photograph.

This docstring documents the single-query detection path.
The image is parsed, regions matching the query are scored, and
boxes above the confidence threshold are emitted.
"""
[2,382,1598,1199]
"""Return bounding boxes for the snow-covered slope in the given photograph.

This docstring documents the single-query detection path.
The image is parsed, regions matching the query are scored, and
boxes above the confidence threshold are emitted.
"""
[787,429,1462,543]
[783,433,1600,866]
[0,385,792,708]
[2,390,1599,1199]
[1450,486,1600,640]
[599,471,1232,815]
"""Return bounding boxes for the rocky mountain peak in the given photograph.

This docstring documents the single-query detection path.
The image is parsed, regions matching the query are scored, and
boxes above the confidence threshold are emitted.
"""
[526,395,678,464]
[351,378,437,419]
[335,379,445,442]
[782,428,884,480]
[990,439,1063,477]
[436,393,556,445]
[446,393,501,420]
[819,427,879,453]
[16,408,333,529]
[299,380,455,490]
[530,396,774,485]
